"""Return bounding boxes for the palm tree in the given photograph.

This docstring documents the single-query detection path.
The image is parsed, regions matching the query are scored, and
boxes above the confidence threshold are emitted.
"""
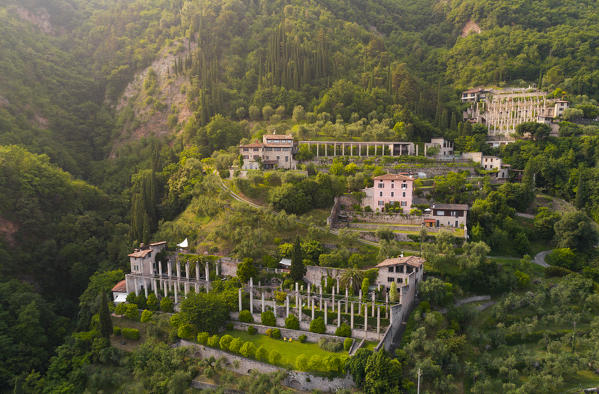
[339,266,364,295]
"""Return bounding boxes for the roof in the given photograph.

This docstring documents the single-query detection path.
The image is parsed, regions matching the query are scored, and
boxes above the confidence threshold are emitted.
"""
[463,88,485,94]
[112,280,127,293]
[431,203,469,211]
[376,256,425,268]
[373,173,413,181]
[263,134,293,140]
[279,258,291,267]
[128,249,152,258]
[240,142,264,148]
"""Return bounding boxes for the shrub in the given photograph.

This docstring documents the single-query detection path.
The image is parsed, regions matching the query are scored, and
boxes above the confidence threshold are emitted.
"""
[247,326,257,335]
[240,342,257,358]
[160,297,174,312]
[269,350,282,365]
[177,324,196,340]
[134,294,147,309]
[124,304,139,321]
[296,354,309,371]
[197,332,209,345]
[261,310,276,326]
[545,266,572,277]
[309,317,325,334]
[114,303,127,315]
[113,326,121,336]
[308,355,323,371]
[335,323,351,337]
[256,345,268,361]
[207,335,220,348]
[122,328,140,340]
[318,338,343,352]
[126,292,136,303]
[285,314,300,330]
[266,328,281,339]
[226,322,233,330]
[239,310,254,323]
[219,334,234,350]
[146,293,159,311]
[343,338,353,351]
[229,338,243,353]
[298,334,307,343]
[140,309,152,323]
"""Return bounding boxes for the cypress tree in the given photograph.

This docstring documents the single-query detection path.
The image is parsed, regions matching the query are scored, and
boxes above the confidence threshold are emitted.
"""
[98,292,113,339]
[290,237,306,282]
[576,167,588,209]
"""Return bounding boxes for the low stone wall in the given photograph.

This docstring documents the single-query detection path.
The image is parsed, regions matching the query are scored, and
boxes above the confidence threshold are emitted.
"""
[179,340,355,392]
[304,266,346,285]
[220,258,239,277]
[349,212,423,225]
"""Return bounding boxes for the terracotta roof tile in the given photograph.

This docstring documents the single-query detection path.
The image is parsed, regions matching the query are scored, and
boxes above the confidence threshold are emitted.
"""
[373,173,414,181]
[128,249,152,258]
[112,279,127,293]
[375,256,425,268]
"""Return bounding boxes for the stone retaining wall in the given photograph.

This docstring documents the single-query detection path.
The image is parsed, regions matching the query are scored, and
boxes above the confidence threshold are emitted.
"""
[179,340,355,392]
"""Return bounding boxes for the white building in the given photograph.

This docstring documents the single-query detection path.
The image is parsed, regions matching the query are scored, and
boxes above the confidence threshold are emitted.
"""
[423,203,469,229]
[462,152,510,180]
[239,134,298,170]
[424,138,454,157]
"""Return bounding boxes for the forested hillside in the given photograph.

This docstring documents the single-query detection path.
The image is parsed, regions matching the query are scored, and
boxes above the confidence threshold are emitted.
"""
[1,0,599,391]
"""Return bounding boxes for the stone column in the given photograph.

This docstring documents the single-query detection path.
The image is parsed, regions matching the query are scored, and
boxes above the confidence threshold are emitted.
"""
[337,301,341,327]
[332,287,335,312]
[364,306,368,338]
[154,279,158,297]
[350,302,354,329]
[336,277,340,291]
[185,262,190,279]
[372,292,375,318]
[195,282,199,293]
[399,285,403,305]
[174,284,178,304]
[158,261,163,278]
[167,260,172,278]
[144,279,148,298]
[215,261,219,277]
[261,292,265,313]
[298,296,302,324]
[249,278,254,314]
[358,289,362,312]
[307,284,311,299]
[184,282,189,296]
[286,295,290,317]
[311,298,315,320]
[176,261,181,278]
[319,286,323,309]
[345,288,349,313]
[164,280,168,297]
[316,143,319,157]
[385,293,389,319]
[134,278,139,296]
[377,307,381,335]
[295,282,299,309]
[205,263,210,283]
[238,288,242,312]
[324,301,328,326]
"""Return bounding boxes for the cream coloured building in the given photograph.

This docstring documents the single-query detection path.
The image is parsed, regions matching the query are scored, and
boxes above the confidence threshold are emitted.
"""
[375,256,424,290]
[239,134,298,170]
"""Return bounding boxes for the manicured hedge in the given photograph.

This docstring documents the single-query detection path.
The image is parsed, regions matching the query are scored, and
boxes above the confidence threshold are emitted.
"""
[122,328,140,340]
[239,310,253,323]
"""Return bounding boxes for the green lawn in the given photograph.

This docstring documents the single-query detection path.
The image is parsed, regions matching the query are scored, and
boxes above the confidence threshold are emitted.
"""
[223,329,347,368]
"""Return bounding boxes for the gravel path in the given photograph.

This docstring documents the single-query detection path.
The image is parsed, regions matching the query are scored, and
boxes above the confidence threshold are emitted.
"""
[533,250,551,267]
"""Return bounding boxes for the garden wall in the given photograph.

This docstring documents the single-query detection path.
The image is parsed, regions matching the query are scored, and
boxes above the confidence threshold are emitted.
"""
[304,266,346,285]
[179,340,355,392]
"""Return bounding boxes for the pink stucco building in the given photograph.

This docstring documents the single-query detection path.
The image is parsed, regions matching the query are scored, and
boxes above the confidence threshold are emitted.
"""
[362,173,414,212]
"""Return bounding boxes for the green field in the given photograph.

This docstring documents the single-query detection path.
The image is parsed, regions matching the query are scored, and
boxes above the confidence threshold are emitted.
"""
[223,329,348,369]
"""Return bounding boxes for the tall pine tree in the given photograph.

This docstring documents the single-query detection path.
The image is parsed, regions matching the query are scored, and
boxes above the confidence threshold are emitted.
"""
[290,237,306,282]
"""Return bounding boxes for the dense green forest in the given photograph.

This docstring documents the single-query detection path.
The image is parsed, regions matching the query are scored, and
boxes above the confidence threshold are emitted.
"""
[2,0,599,392]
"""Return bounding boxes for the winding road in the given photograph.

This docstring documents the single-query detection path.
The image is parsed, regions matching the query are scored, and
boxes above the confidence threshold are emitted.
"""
[533,250,551,267]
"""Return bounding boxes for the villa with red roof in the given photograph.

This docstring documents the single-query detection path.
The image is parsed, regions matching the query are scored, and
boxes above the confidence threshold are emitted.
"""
[375,255,424,290]
[362,173,414,212]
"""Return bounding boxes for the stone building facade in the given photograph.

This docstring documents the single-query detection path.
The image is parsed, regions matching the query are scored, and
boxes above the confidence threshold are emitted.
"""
[374,256,424,290]
[239,134,297,170]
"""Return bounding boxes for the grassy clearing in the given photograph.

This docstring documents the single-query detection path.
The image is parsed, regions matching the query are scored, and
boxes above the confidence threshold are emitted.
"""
[223,329,346,369]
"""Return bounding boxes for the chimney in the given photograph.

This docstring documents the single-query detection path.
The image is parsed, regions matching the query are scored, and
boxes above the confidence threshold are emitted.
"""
[400,253,404,258]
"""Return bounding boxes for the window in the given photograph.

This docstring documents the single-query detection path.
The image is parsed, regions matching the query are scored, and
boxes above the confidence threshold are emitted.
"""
[378,183,384,188]
[243,148,249,152]
[402,183,407,189]
[276,156,280,160]
[391,183,394,188]
[391,192,394,197]
[388,267,394,272]
[402,192,405,197]
[379,191,383,197]
[437,210,445,216]
[378,201,384,206]
[387,277,394,282]
[401,201,407,206]
[285,156,288,162]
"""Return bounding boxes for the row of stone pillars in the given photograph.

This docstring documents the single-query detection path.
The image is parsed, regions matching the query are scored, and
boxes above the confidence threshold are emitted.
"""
[133,275,212,304]
[160,259,218,282]
[300,142,417,157]
[238,279,397,336]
